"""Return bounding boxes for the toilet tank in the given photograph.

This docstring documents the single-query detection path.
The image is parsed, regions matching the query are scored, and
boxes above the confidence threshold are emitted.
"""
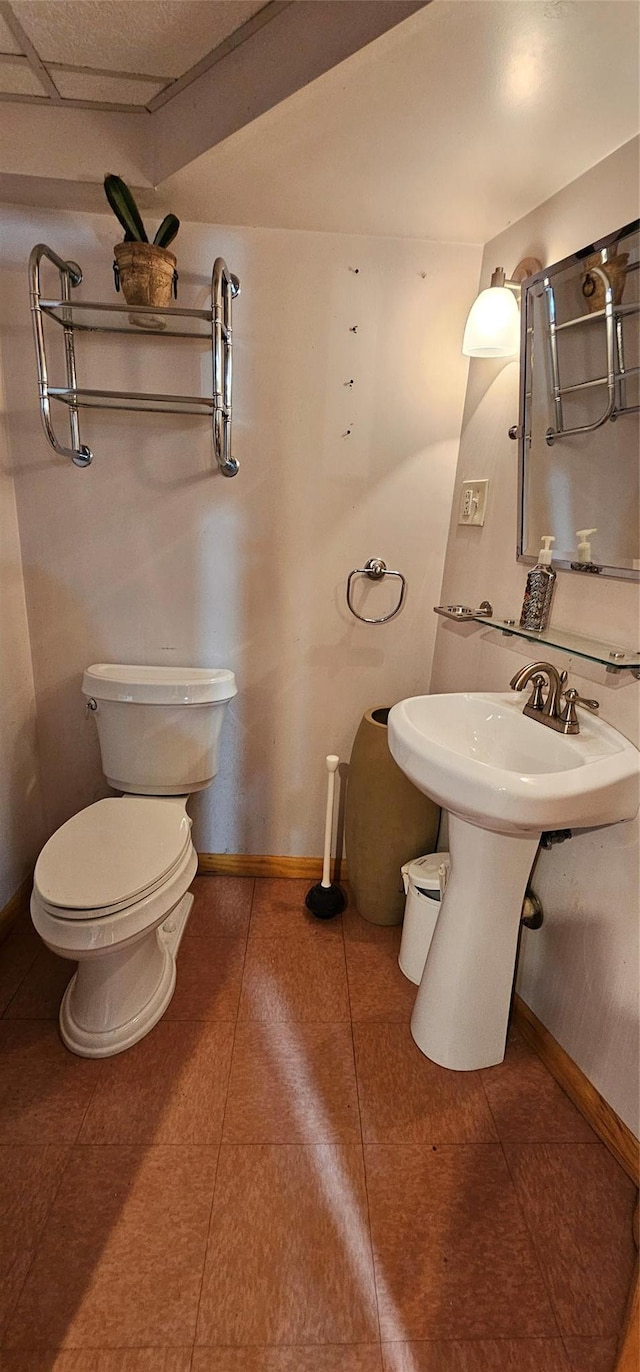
[82,664,237,795]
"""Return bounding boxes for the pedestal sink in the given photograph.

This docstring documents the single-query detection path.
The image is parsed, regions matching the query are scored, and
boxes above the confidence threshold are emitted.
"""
[388,692,639,1071]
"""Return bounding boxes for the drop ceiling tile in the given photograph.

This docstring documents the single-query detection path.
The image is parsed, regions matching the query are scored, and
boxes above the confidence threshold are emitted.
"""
[51,68,166,105]
[11,0,271,79]
[0,55,47,95]
[0,12,23,53]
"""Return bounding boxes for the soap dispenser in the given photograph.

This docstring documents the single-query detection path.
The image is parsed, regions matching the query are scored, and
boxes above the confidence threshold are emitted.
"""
[520,535,556,631]
[576,528,597,563]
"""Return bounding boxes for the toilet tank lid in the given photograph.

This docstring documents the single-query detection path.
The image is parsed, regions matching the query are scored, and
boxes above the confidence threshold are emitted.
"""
[82,663,237,705]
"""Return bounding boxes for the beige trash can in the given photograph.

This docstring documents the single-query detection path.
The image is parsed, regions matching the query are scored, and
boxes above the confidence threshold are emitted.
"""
[345,707,440,926]
[399,852,451,983]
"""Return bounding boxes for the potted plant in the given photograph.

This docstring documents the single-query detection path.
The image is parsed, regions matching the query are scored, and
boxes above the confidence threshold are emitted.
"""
[104,173,180,313]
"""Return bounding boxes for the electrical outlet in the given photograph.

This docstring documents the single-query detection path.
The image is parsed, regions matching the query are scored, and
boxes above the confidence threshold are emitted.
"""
[458,479,489,526]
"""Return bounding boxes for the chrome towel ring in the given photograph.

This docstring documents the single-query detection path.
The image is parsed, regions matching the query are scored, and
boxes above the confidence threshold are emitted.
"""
[346,557,407,624]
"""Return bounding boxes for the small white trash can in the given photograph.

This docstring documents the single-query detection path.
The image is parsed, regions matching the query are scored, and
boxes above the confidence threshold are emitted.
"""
[398,852,450,985]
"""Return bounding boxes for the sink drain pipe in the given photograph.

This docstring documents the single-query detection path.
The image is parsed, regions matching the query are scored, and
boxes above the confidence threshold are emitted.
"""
[521,889,543,930]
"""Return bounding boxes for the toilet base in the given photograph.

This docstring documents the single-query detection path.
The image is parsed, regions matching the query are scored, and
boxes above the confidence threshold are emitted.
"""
[59,892,193,1058]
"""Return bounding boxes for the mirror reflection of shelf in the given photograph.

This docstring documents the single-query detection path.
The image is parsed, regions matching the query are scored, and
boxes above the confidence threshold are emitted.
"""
[515,220,639,582]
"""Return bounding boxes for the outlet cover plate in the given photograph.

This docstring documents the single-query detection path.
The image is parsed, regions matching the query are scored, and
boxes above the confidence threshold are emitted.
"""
[459,479,489,526]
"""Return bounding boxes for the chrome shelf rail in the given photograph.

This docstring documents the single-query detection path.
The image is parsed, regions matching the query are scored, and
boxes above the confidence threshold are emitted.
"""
[212,256,240,478]
[29,243,241,474]
[29,243,92,467]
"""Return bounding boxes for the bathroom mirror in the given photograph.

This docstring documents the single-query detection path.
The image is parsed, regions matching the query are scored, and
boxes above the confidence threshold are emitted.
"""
[516,218,639,581]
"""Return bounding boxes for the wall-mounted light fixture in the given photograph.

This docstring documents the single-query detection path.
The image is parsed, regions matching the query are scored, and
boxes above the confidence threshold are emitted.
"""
[462,257,542,358]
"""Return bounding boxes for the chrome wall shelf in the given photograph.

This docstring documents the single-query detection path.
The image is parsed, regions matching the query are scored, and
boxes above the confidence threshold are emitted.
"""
[29,243,240,474]
[449,612,640,676]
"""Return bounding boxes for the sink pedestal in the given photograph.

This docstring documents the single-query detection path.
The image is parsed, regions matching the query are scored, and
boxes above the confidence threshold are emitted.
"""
[410,813,539,1071]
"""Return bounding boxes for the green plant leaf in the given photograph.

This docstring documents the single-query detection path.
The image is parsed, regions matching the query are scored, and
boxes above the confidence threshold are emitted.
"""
[153,214,180,248]
[103,174,148,242]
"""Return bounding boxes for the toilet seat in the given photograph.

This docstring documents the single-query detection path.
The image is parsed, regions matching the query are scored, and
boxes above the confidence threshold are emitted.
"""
[34,796,192,920]
[32,838,198,956]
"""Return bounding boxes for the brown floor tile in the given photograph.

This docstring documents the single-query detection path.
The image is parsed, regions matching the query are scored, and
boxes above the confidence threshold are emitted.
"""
[4,1145,217,1349]
[343,910,416,1023]
[165,936,245,1021]
[249,879,343,941]
[223,1020,360,1143]
[193,1349,383,1371]
[78,1020,234,1146]
[481,1029,598,1143]
[365,1143,557,1341]
[0,1354,192,1371]
[0,1352,193,1370]
[354,1023,497,1145]
[0,920,40,1016]
[239,935,350,1021]
[196,1143,378,1345]
[380,1340,570,1370]
[0,1021,100,1145]
[3,948,75,1021]
[0,1145,70,1336]
[505,1143,636,1338]
[185,876,253,939]
[562,1337,619,1371]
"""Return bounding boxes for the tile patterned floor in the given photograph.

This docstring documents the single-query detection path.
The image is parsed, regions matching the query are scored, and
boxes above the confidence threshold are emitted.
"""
[0,875,636,1371]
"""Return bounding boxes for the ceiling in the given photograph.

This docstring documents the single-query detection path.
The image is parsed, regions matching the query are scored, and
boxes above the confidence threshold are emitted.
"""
[0,0,275,110]
[0,0,637,247]
[160,0,640,243]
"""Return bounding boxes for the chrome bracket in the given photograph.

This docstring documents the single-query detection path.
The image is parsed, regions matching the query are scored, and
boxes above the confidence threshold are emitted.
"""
[433,600,493,622]
[346,557,407,623]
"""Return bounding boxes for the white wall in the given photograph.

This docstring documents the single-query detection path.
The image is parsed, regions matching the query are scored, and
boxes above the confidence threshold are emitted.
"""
[430,137,640,1135]
[0,205,481,861]
[0,333,45,907]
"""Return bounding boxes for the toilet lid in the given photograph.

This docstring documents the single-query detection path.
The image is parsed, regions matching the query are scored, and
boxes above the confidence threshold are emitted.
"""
[34,798,192,915]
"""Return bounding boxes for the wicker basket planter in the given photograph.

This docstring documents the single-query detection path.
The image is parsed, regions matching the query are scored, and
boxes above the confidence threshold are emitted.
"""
[345,707,440,926]
[113,241,177,309]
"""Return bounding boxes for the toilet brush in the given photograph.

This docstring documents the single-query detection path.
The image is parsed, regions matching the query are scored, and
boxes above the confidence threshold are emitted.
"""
[305,755,347,919]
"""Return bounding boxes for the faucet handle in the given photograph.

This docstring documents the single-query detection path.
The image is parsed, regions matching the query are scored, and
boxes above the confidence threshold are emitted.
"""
[560,687,600,727]
[528,673,547,711]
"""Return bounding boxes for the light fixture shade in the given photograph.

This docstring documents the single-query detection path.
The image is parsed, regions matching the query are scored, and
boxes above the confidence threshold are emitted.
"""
[462,285,521,358]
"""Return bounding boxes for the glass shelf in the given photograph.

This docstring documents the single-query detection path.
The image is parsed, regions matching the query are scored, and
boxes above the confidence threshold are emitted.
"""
[40,299,212,338]
[472,615,640,672]
[49,387,214,416]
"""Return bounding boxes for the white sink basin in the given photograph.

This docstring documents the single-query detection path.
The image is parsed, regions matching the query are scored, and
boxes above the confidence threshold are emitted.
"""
[387,691,639,1073]
[388,691,639,835]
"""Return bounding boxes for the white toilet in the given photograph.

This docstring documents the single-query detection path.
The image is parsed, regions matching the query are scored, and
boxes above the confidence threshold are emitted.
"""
[31,663,237,1058]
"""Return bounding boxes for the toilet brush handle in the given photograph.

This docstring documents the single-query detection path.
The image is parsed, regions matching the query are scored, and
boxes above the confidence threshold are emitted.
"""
[322,755,339,888]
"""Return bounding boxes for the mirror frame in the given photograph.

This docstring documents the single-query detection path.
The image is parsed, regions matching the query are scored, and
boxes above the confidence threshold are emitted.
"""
[515,216,640,583]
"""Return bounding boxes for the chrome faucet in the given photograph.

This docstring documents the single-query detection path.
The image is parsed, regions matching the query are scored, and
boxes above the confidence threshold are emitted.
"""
[510,661,599,735]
